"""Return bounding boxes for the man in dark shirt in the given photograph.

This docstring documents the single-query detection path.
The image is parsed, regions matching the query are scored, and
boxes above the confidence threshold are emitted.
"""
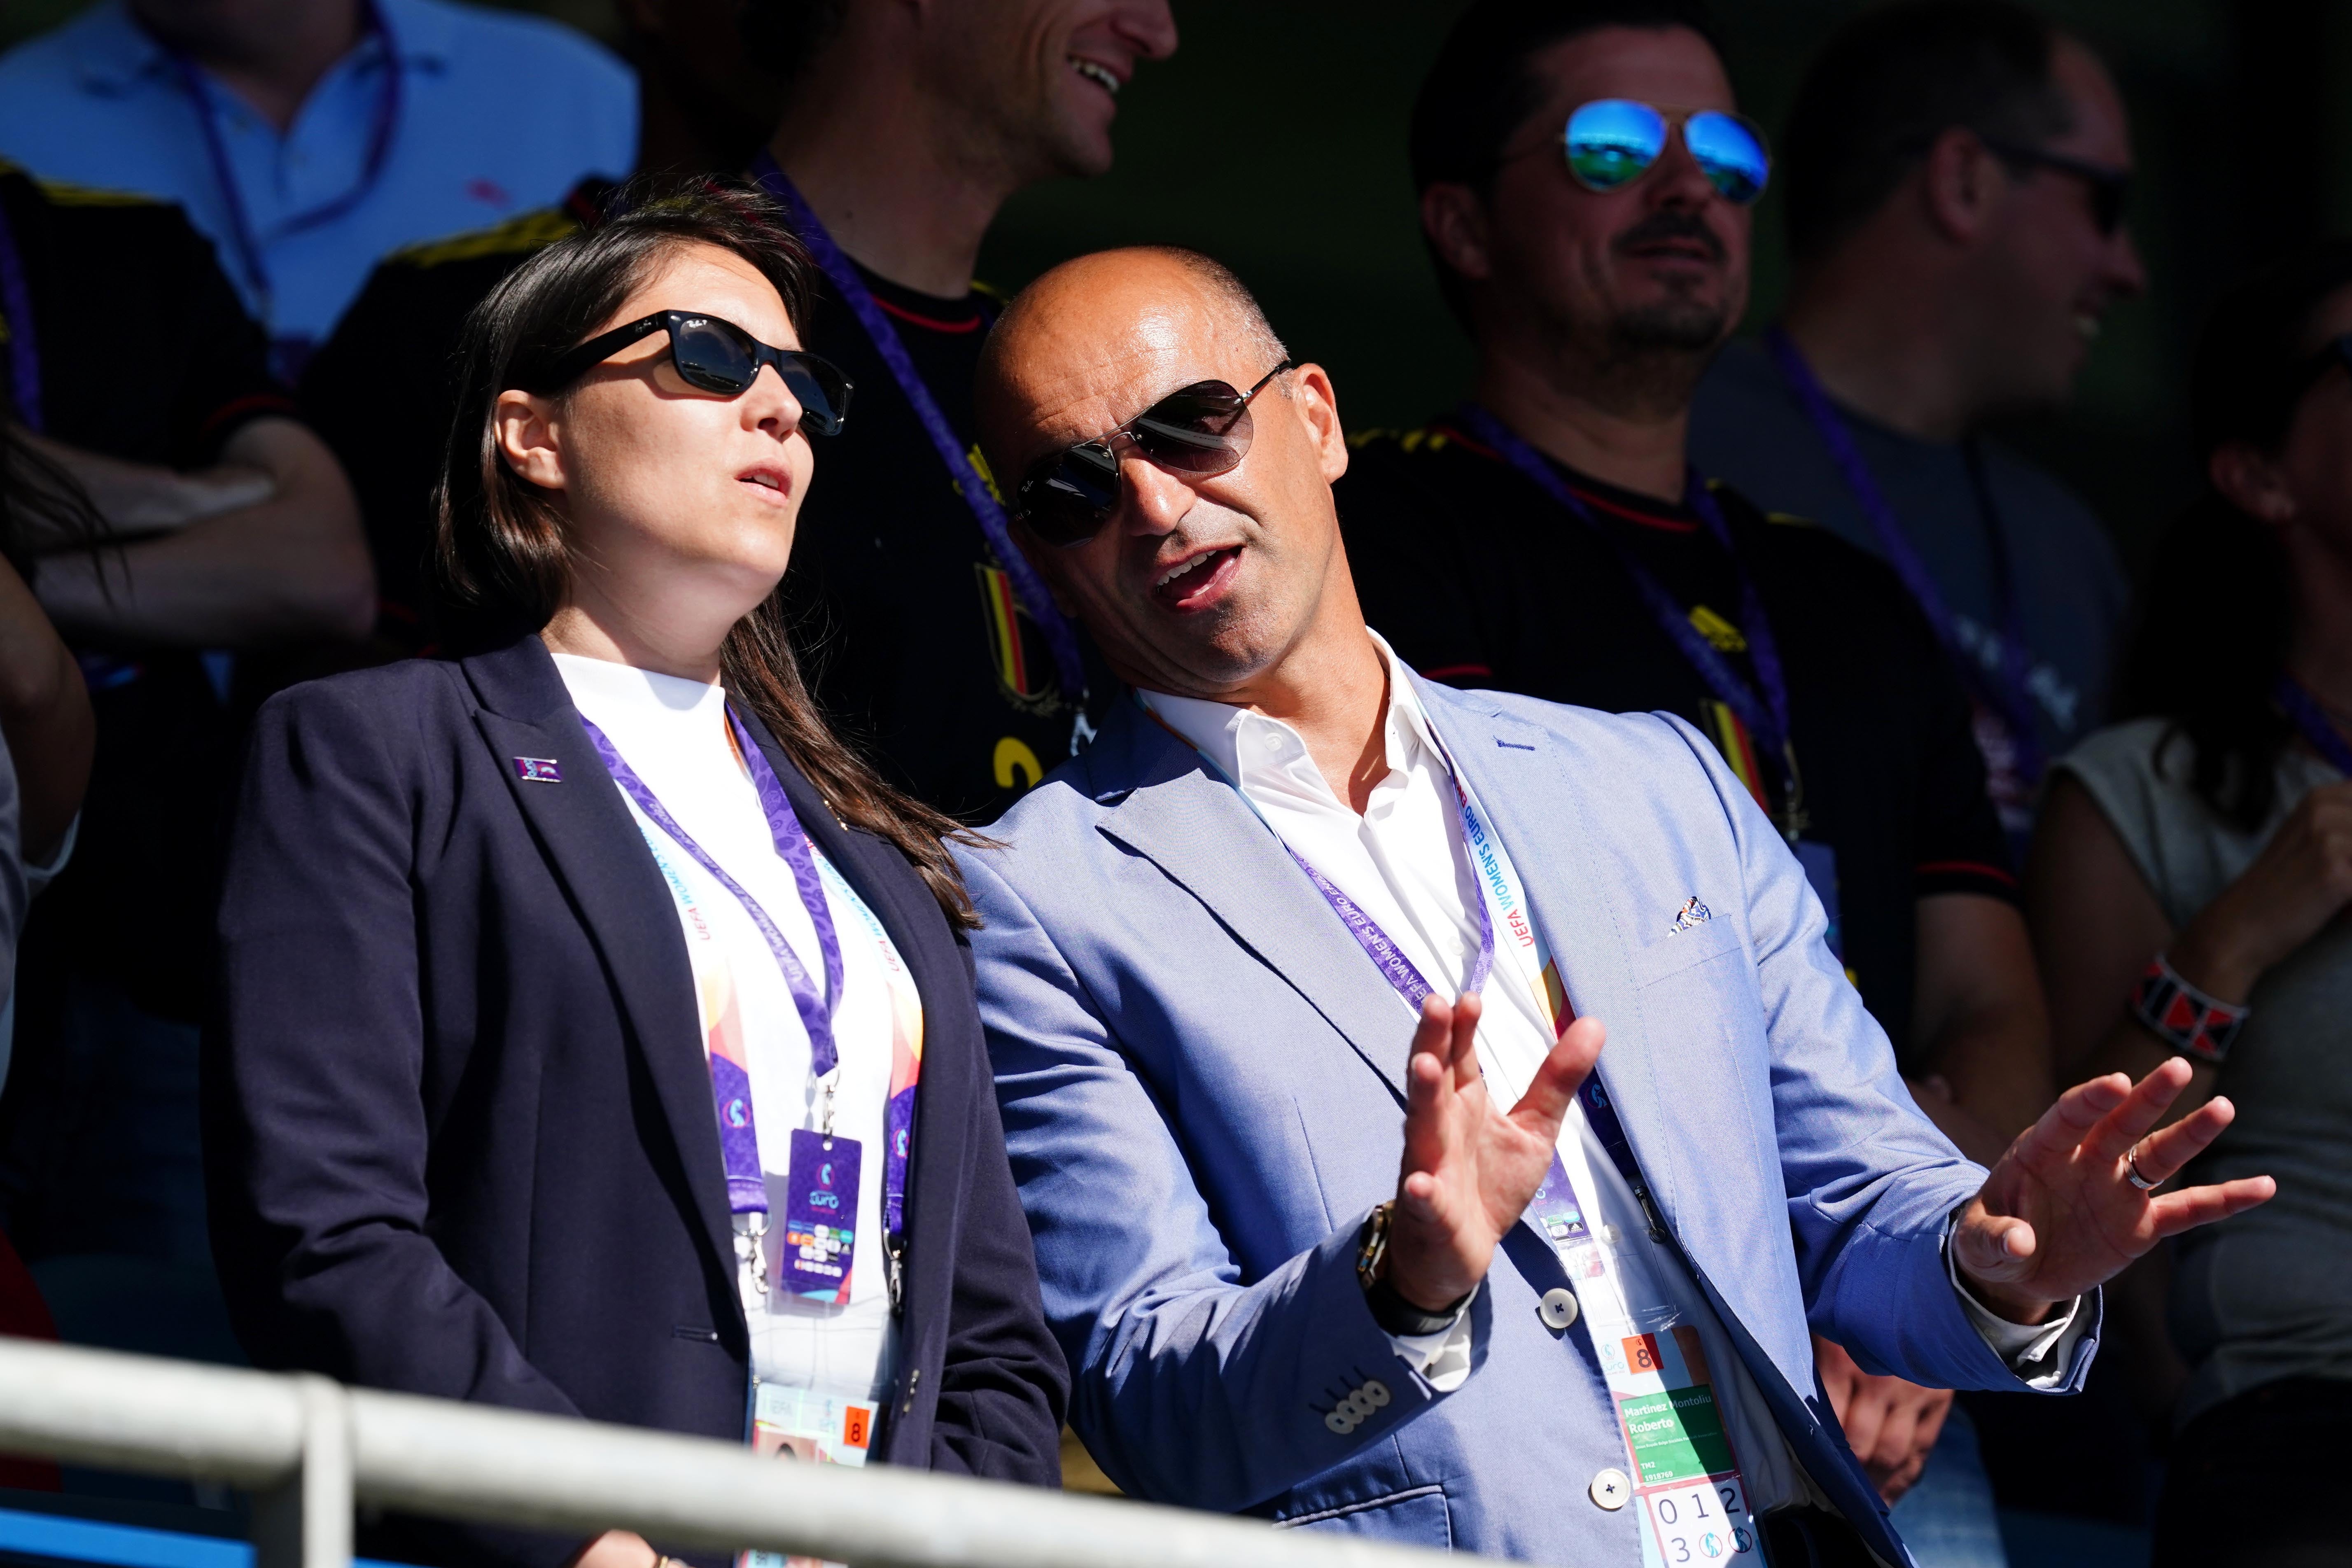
[1334,2,2053,1547]
[303,0,1179,822]
[0,160,370,1332]
[1348,425,2015,1076]
[1688,2,2140,856]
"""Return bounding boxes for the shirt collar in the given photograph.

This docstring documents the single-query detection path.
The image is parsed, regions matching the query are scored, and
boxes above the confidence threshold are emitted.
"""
[71,0,446,95]
[1138,632,1444,810]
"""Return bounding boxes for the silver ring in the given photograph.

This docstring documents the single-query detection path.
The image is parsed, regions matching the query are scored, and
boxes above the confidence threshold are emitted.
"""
[2126,1143,2163,1192]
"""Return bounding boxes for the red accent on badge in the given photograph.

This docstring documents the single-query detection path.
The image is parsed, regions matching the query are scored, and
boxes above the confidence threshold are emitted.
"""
[842,1406,870,1449]
[466,177,513,206]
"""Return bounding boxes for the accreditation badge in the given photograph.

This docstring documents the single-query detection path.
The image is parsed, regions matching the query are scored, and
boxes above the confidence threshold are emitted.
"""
[1527,1156,1759,1564]
[777,1128,860,1304]
[1602,1324,1757,1564]
[742,1385,877,1568]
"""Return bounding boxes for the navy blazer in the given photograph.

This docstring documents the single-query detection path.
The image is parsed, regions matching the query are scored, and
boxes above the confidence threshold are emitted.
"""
[206,634,1065,1568]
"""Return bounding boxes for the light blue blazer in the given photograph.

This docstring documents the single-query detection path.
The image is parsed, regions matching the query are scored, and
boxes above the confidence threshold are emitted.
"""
[958,676,2094,1565]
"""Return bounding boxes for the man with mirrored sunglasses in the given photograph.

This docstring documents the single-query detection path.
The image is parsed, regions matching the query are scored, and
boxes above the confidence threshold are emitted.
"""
[959,241,2271,1568]
[1689,2,2142,868]
[1338,2,2079,1558]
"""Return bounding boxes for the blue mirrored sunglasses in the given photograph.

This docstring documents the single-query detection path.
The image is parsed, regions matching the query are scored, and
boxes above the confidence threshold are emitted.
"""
[1563,98,1771,205]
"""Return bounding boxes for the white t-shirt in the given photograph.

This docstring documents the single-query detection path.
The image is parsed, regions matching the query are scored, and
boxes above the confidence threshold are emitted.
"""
[556,653,918,1405]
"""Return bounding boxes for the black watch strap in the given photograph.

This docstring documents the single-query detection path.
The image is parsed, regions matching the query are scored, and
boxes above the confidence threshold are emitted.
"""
[1363,1274,1466,1337]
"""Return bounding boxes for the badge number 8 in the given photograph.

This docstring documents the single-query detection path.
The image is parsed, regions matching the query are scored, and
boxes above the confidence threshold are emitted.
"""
[1644,1477,1755,1562]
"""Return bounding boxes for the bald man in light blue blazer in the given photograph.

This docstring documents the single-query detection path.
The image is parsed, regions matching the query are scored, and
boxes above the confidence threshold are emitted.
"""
[954,247,2270,1567]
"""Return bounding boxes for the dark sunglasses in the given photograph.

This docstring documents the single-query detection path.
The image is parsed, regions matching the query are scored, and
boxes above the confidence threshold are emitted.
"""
[1980,138,2131,237]
[521,310,854,436]
[2287,334,2352,401]
[1561,98,1771,205]
[1011,361,1293,547]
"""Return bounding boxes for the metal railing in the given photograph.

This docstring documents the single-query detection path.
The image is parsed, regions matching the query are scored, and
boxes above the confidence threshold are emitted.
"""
[0,1339,1459,1568]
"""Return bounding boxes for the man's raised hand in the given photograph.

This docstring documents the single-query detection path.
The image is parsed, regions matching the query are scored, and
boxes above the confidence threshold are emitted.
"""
[1383,993,1605,1313]
[1953,1057,2275,1324]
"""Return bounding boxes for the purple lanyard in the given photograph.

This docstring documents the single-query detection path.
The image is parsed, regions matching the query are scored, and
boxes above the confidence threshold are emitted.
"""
[749,153,1085,701]
[1456,403,1797,777]
[1160,695,1670,1244]
[149,0,403,323]
[1143,696,1496,1011]
[0,190,42,432]
[581,710,849,1219]
[1764,327,2044,782]
[1294,845,1496,1015]
[2275,676,2352,776]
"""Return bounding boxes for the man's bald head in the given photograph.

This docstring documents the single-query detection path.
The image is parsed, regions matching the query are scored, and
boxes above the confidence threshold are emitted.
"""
[972,245,1362,707]
[978,246,1285,479]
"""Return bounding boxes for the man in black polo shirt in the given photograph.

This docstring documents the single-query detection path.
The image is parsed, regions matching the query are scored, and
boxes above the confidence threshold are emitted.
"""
[303,0,1178,822]
[1335,5,2052,1554]
[0,159,370,1347]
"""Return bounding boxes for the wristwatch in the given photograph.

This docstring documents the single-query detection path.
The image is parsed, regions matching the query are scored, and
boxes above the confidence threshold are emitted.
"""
[1355,1202,1467,1337]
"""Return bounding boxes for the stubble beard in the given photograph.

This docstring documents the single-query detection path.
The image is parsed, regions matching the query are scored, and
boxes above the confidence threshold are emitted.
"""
[1574,292,1729,420]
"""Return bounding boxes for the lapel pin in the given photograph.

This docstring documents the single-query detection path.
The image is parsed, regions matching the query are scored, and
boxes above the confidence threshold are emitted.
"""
[1668,896,1710,936]
[512,756,563,783]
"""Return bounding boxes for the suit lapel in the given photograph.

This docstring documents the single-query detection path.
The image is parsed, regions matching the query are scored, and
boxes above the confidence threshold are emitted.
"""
[1092,702,1419,1102]
[1423,682,1860,1458]
[460,637,736,1277]
[1420,681,1673,1206]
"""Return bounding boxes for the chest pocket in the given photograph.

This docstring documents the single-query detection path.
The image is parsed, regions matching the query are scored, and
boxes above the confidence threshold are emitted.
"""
[1625,914,1748,989]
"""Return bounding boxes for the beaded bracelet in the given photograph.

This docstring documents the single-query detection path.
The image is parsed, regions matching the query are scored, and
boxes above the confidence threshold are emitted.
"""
[2131,953,2249,1064]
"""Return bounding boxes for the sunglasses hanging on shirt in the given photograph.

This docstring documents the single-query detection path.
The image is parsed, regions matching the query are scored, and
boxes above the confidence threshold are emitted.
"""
[1561,98,1771,205]
[1011,361,1293,547]
[523,310,855,436]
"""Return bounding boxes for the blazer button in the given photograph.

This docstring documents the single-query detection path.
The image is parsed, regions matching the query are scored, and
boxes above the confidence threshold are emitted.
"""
[1589,1468,1631,1510]
[1539,1287,1580,1330]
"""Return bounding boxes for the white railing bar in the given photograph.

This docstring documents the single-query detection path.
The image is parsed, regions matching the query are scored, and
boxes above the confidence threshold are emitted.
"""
[0,1339,1465,1568]
[0,1338,302,1486]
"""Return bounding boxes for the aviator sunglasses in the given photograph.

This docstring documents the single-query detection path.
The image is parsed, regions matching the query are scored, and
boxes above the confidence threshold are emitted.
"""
[1558,98,1771,205]
[1012,360,1293,547]
[523,309,855,435]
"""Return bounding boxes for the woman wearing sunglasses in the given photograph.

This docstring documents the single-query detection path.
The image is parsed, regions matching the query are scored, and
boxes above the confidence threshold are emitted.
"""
[206,183,1066,1568]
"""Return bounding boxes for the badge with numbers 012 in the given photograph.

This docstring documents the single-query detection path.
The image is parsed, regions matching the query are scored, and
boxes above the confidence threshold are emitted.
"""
[1642,1475,1757,1563]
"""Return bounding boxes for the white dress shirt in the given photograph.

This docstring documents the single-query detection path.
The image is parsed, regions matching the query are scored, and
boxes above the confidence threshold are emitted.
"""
[557,654,908,1405]
[1140,634,2084,1516]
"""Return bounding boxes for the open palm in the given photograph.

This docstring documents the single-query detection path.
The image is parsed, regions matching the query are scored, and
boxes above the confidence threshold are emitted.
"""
[1383,993,1605,1312]
[1955,1058,2275,1322]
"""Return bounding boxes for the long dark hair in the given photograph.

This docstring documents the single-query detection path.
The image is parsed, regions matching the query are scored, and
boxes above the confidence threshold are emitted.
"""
[2111,238,2352,831]
[432,177,981,926]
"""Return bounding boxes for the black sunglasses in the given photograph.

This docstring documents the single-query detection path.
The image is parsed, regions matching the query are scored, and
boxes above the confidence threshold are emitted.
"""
[1012,362,1293,547]
[1981,138,2131,236]
[2287,334,2352,401]
[522,310,854,436]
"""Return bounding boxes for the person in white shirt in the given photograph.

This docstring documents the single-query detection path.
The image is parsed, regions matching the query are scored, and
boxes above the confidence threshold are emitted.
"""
[951,243,2273,1565]
[208,182,1063,1568]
